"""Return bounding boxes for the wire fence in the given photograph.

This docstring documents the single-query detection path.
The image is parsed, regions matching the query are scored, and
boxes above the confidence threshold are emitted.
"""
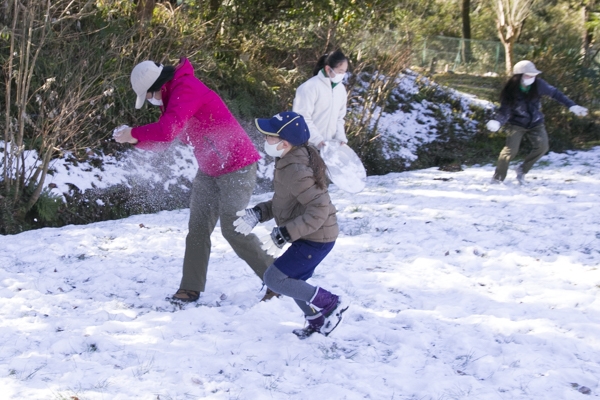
[414,36,534,75]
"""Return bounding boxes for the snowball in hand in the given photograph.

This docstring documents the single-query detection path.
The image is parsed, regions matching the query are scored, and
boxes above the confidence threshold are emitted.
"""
[113,125,130,139]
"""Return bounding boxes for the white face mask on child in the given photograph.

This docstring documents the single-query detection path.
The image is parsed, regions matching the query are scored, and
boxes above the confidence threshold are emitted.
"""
[521,77,535,86]
[264,140,285,158]
[329,71,345,84]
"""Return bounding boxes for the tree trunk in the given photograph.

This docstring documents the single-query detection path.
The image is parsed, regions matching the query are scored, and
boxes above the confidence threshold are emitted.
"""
[0,0,8,25]
[461,0,472,64]
[503,38,515,76]
[3,0,18,189]
[136,0,156,22]
[581,1,595,63]
[24,145,53,213]
[209,0,220,14]
[494,0,535,75]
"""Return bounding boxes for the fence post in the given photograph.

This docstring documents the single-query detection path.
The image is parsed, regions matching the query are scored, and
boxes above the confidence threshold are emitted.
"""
[422,37,428,66]
[494,42,500,74]
[454,38,463,71]
[429,56,437,74]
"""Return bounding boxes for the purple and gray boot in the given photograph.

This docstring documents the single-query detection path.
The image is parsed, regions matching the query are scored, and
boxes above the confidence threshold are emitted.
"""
[310,287,350,337]
[293,287,349,339]
[310,287,340,317]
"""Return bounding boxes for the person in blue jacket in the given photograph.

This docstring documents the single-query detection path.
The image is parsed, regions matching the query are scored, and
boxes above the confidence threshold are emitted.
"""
[486,60,588,184]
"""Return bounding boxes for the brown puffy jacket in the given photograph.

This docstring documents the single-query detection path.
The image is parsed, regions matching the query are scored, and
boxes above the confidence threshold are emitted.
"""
[256,145,338,243]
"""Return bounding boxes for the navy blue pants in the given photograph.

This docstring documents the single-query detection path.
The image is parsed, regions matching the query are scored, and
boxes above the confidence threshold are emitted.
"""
[274,240,335,281]
[264,240,335,317]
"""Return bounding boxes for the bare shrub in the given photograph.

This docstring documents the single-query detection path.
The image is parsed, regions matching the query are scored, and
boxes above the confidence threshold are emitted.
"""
[343,31,413,159]
[2,1,112,230]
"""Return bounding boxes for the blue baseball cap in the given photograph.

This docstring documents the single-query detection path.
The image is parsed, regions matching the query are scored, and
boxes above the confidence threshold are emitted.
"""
[255,111,310,146]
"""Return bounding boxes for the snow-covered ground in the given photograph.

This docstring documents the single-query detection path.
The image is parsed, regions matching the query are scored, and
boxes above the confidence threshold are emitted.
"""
[1,147,600,399]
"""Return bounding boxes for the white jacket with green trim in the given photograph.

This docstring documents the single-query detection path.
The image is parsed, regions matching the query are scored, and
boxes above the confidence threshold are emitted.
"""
[292,71,348,147]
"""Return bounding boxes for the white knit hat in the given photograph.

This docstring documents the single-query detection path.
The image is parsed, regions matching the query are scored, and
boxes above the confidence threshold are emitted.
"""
[513,60,542,76]
[130,61,163,109]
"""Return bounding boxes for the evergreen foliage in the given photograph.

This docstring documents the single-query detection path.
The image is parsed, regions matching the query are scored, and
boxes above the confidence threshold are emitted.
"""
[30,188,62,223]
[1,0,599,233]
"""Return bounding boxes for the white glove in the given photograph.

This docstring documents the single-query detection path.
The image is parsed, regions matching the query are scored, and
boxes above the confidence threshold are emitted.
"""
[486,120,500,132]
[233,208,260,235]
[112,124,130,138]
[569,105,588,117]
[261,234,289,258]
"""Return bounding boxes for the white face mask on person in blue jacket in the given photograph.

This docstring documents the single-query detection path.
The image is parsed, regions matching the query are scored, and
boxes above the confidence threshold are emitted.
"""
[521,76,535,86]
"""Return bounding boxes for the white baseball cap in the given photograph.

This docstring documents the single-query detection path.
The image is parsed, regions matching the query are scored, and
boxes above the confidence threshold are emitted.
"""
[130,61,163,109]
[513,60,542,76]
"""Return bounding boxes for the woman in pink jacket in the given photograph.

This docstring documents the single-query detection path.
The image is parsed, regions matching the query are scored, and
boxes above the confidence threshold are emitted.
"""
[114,58,274,303]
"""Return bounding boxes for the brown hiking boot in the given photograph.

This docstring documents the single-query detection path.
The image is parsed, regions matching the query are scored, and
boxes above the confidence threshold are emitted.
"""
[260,288,281,302]
[172,289,200,302]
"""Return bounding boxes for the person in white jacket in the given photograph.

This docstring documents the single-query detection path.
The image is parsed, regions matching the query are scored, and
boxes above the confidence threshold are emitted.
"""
[293,50,349,149]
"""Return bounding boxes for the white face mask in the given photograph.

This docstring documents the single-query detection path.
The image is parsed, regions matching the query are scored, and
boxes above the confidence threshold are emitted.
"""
[147,97,163,106]
[522,77,535,86]
[264,140,285,158]
[330,71,346,84]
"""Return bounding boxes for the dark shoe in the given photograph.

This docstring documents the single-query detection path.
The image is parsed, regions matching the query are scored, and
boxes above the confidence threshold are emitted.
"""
[310,287,340,318]
[172,289,200,302]
[293,325,320,339]
[260,288,281,302]
[293,313,324,339]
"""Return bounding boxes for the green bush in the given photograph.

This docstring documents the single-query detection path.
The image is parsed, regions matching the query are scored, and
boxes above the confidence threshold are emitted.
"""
[0,188,21,235]
[30,189,63,223]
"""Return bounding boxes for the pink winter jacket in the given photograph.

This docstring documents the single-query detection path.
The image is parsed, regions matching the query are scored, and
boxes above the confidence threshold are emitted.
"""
[131,58,260,177]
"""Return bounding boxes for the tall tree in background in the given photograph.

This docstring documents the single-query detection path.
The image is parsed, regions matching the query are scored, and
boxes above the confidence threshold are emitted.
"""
[493,0,536,74]
[134,0,182,21]
[136,0,157,21]
[462,0,473,63]
[581,0,598,63]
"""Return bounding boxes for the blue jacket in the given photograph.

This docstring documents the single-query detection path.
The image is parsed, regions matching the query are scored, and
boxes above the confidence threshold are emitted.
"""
[494,78,575,129]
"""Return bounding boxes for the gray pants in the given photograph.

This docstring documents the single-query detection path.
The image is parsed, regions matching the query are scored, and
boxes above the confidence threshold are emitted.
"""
[180,163,274,292]
[263,265,319,317]
[493,124,549,181]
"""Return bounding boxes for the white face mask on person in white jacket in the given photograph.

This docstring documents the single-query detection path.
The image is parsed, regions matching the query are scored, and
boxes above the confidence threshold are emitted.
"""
[329,71,346,84]
[292,71,348,148]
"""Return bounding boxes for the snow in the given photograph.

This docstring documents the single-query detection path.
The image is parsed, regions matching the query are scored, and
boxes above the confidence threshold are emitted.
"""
[0,140,199,200]
[2,146,600,399]
[48,144,199,197]
[351,71,493,164]
[1,71,489,199]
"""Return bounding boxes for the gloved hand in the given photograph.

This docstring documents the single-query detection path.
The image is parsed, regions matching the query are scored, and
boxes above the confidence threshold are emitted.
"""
[113,125,130,138]
[261,226,291,257]
[486,120,501,132]
[113,125,137,144]
[569,105,588,117]
[233,207,261,235]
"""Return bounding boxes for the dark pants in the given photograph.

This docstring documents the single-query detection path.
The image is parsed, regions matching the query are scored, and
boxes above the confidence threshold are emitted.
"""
[179,163,274,292]
[493,124,549,181]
